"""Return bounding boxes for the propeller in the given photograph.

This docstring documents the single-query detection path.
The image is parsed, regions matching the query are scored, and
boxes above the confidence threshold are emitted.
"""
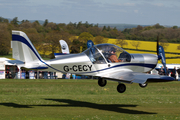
[157,35,159,56]
[157,35,167,75]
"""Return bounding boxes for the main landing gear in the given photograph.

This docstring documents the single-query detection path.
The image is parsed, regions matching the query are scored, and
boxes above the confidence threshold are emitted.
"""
[98,77,127,93]
[117,83,126,93]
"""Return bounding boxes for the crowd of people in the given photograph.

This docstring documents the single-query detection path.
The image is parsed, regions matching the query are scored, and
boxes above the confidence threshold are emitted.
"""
[5,66,57,79]
[158,66,180,80]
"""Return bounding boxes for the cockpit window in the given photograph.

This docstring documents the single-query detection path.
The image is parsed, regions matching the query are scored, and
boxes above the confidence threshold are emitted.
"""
[96,44,131,63]
[84,44,131,64]
[84,46,106,64]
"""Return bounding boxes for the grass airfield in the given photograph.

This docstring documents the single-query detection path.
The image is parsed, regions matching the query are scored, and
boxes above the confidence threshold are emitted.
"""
[0,79,180,120]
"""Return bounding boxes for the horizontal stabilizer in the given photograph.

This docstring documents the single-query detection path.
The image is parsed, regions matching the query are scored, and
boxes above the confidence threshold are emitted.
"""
[54,53,68,58]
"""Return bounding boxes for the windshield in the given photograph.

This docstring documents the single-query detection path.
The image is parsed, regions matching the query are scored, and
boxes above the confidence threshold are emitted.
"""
[84,44,131,64]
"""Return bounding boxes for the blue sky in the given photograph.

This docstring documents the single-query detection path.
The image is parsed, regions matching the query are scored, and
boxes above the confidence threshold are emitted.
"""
[0,0,180,26]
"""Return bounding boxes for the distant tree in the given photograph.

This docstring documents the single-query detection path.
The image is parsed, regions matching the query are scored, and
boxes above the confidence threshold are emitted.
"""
[11,17,19,26]
[107,26,111,31]
[172,26,178,29]
[78,32,93,51]
[45,31,62,58]
[0,17,8,23]
[94,23,99,27]
[78,32,93,44]
[0,23,11,55]
[19,21,32,29]
[177,45,180,50]
[70,39,82,53]
[77,21,82,29]
[130,41,141,49]
[28,32,44,53]
[113,27,117,31]
[25,28,42,47]
[85,21,89,28]
[87,27,101,36]
[57,23,66,29]
[122,28,131,34]
[102,26,107,31]
[136,25,143,31]
[0,17,4,22]
[93,36,108,44]
[32,21,41,31]
[3,19,9,23]
[43,19,48,27]
[39,42,50,57]
[21,20,29,23]
[109,29,120,38]
[153,23,165,29]
[46,22,58,31]
[115,33,128,48]
[160,39,169,50]
[116,39,128,48]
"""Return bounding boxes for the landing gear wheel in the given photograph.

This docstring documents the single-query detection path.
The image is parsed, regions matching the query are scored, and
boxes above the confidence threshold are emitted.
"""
[139,83,148,88]
[98,78,107,87]
[117,83,126,93]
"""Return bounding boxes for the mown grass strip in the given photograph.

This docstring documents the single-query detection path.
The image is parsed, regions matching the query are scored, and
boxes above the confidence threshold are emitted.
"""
[0,79,180,120]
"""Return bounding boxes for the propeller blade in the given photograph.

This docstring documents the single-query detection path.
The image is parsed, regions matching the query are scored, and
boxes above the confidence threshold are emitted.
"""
[158,45,167,75]
[157,35,159,55]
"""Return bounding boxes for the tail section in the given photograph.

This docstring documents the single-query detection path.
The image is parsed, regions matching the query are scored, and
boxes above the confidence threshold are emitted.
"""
[11,30,43,63]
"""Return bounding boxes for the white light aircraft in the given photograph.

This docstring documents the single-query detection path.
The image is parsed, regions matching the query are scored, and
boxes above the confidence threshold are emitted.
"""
[11,30,175,93]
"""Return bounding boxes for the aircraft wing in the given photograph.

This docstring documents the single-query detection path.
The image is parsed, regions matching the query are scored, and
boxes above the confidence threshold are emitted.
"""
[101,70,175,84]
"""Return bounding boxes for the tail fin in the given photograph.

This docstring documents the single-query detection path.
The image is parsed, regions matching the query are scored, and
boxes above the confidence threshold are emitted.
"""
[11,30,43,63]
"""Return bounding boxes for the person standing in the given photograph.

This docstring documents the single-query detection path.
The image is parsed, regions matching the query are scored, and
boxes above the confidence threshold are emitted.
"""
[177,67,180,80]
[159,66,164,75]
[6,67,10,78]
[166,67,170,76]
[171,66,177,80]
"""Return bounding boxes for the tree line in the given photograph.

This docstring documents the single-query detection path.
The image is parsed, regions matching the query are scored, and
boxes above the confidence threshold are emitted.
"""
[0,17,180,57]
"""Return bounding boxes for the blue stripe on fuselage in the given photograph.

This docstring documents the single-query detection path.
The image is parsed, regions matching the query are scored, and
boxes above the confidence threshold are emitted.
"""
[79,63,156,74]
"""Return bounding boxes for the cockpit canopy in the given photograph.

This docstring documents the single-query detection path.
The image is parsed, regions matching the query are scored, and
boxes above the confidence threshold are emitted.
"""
[84,44,131,64]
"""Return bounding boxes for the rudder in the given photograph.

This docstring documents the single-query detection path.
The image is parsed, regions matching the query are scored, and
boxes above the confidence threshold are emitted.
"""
[11,30,43,63]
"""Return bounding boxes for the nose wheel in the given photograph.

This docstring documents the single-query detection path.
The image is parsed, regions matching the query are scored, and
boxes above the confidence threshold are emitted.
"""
[117,83,126,93]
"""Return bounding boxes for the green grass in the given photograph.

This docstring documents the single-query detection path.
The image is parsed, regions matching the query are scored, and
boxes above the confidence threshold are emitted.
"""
[0,79,180,120]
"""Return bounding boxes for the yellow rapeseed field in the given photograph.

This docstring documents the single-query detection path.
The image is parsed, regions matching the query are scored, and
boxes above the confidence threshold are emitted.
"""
[108,38,180,64]
[37,37,180,64]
